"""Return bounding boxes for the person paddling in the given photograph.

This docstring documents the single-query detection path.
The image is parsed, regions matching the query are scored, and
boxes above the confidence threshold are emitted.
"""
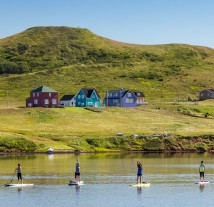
[15,163,23,184]
[137,161,143,184]
[199,161,205,182]
[75,159,80,183]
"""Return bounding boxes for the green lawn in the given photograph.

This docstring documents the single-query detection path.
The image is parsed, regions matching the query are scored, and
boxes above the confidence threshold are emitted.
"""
[0,100,214,151]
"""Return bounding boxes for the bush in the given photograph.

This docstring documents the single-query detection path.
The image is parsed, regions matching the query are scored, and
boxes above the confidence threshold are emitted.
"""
[143,138,164,151]
[0,137,37,152]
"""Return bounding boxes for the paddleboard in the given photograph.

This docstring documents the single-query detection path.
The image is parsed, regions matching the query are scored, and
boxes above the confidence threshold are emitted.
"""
[5,183,34,187]
[195,180,209,185]
[129,182,150,187]
[68,181,84,186]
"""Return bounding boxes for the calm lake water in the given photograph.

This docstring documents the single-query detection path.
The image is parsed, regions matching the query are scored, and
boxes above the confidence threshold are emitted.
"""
[0,153,214,207]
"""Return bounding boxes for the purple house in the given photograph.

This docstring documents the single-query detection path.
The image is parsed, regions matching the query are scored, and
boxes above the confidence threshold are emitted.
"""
[103,89,137,107]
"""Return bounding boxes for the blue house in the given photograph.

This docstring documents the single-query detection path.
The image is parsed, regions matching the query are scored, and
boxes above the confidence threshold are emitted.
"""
[75,88,101,107]
[103,89,137,107]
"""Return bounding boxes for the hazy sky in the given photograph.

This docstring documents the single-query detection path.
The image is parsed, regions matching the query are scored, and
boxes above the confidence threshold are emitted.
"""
[0,0,213,48]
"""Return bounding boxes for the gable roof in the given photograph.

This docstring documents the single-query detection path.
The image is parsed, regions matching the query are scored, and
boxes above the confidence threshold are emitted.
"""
[106,89,135,98]
[31,85,57,93]
[81,88,100,98]
[201,89,214,93]
[134,91,145,97]
[60,95,75,101]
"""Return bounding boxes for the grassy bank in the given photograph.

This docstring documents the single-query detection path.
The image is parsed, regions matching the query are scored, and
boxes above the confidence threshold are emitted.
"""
[0,100,214,152]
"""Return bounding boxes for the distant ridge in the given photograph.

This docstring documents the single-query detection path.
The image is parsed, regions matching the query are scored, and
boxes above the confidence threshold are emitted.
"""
[0,26,214,75]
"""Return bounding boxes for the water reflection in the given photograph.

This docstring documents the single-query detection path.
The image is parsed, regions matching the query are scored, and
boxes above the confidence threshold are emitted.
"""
[199,184,204,192]
[48,154,54,160]
[75,185,80,193]
[137,186,142,194]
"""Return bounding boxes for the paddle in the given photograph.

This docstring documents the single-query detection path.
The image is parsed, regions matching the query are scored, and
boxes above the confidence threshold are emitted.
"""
[5,170,16,186]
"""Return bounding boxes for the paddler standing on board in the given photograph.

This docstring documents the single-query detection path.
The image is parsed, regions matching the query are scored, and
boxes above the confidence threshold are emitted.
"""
[15,163,23,184]
[137,161,143,184]
[75,159,81,183]
[199,160,205,182]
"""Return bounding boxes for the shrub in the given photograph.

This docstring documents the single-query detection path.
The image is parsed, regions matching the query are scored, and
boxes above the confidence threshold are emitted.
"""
[0,137,37,152]
[143,138,164,151]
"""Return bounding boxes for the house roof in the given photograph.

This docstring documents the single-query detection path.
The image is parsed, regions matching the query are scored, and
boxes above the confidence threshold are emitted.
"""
[134,91,145,97]
[106,89,135,98]
[81,88,100,98]
[31,85,57,93]
[60,95,75,101]
[201,89,214,93]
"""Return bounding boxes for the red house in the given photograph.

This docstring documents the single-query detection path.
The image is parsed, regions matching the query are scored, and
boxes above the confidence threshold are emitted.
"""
[26,85,59,107]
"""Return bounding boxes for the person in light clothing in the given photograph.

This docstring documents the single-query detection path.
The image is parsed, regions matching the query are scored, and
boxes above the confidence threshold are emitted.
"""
[199,160,205,181]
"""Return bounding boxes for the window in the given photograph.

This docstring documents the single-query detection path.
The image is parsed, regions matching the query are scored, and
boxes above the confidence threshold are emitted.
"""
[34,99,38,104]
[49,93,51,97]
[137,93,140,96]
[130,99,134,103]
[33,93,35,97]
[126,98,130,103]
[37,93,39,97]
[52,99,57,104]
[44,99,49,104]
[201,93,204,96]
[127,93,132,97]
[113,99,119,103]
[114,93,118,96]
[109,93,112,97]
[88,102,93,106]
[78,95,81,99]
[91,95,95,98]
[82,95,84,99]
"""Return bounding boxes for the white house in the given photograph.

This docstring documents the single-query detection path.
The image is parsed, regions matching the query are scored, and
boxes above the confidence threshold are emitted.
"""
[60,95,76,106]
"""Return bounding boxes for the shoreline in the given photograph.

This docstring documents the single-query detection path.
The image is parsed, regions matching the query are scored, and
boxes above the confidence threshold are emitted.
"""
[1,149,214,155]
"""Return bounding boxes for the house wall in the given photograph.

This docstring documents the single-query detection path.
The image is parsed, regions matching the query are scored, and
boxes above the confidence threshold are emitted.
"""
[26,92,59,107]
[75,90,86,107]
[104,91,136,107]
[103,98,121,107]
[136,97,145,105]
[121,92,137,107]
[86,91,101,107]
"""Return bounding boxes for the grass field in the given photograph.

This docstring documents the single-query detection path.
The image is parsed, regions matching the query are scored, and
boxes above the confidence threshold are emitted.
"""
[0,100,213,152]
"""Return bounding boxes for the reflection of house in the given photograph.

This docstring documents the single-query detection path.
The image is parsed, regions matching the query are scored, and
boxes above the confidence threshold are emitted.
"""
[134,91,145,105]
[103,89,137,107]
[75,88,101,107]
[26,85,59,107]
[60,95,76,106]
[199,89,214,100]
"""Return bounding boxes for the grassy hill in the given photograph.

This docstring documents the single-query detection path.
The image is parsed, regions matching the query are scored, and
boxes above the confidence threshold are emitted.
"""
[0,26,214,152]
[0,26,214,105]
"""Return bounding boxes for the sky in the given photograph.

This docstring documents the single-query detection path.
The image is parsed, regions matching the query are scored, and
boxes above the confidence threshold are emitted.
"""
[0,0,213,48]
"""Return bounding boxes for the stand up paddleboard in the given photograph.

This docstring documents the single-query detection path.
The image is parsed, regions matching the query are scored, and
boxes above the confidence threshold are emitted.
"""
[5,183,34,187]
[129,182,150,187]
[195,180,209,185]
[68,181,84,186]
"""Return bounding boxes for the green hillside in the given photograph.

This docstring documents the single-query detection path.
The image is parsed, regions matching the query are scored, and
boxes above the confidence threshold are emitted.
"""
[0,26,214,105]
[0,26,214,152]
